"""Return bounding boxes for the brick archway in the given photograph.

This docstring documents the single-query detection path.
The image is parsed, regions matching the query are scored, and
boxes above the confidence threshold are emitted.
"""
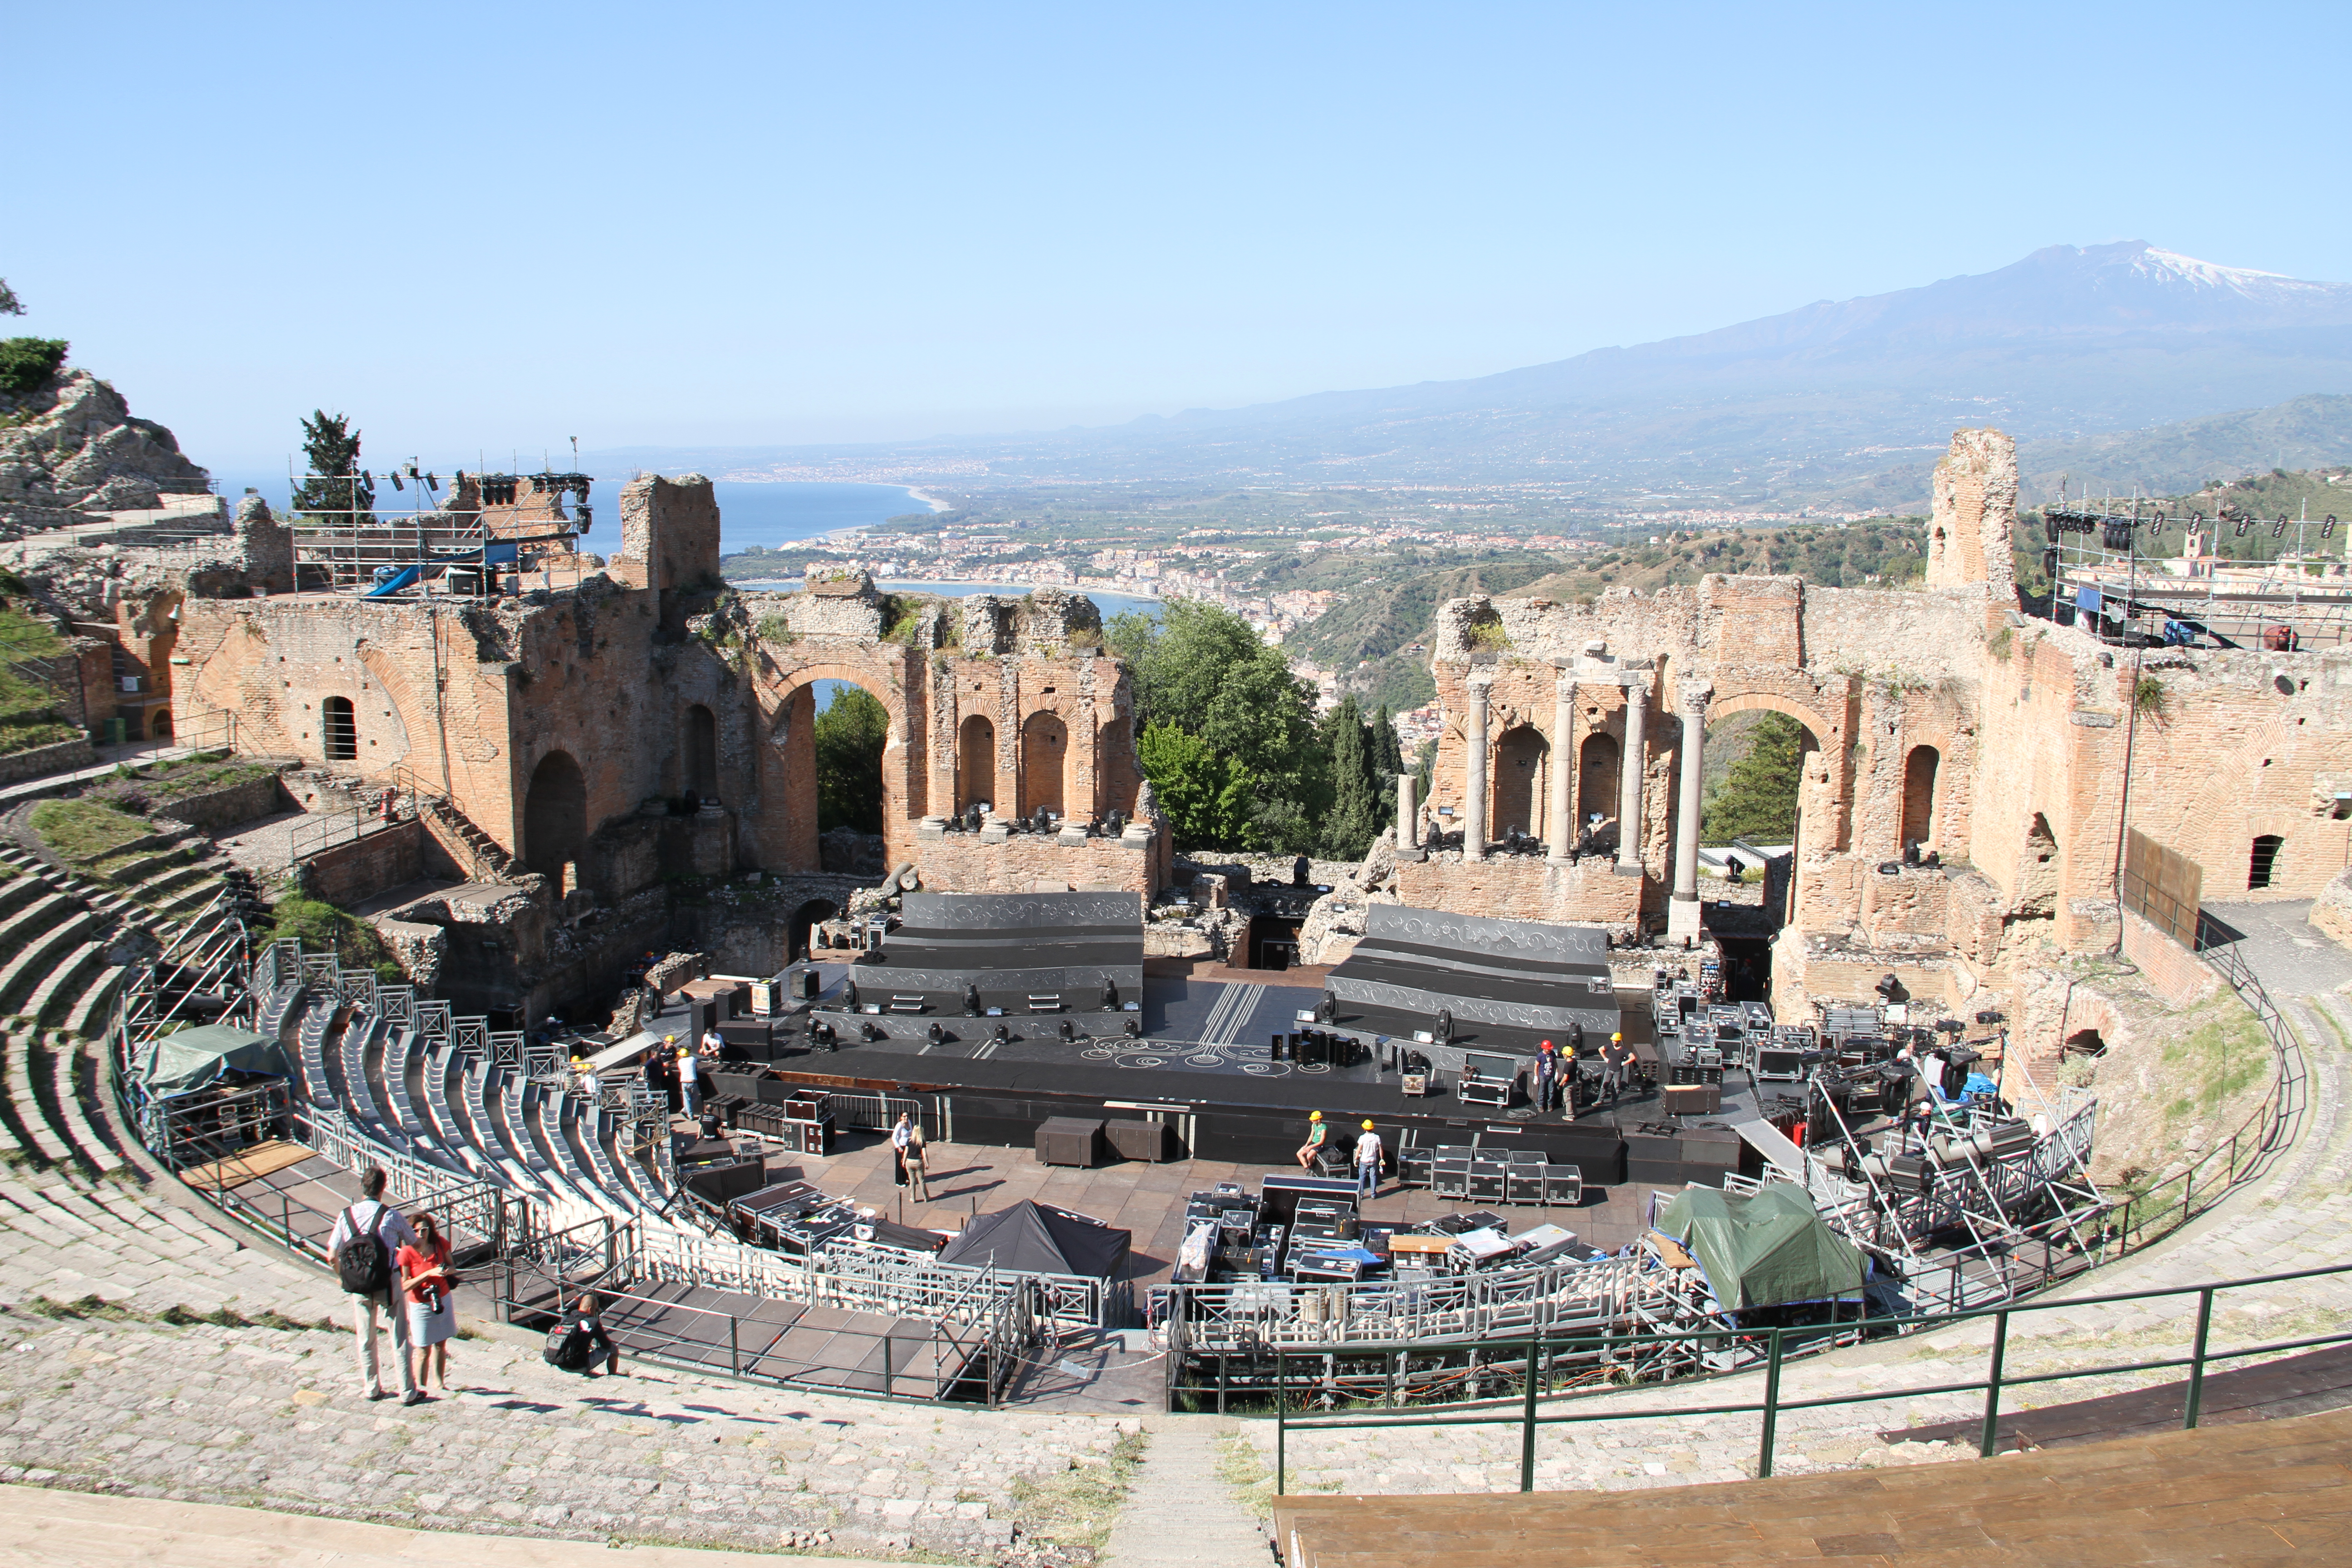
[755,654,920,875]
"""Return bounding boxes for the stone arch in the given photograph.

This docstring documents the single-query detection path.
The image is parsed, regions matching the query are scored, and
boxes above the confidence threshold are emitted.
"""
[958,713,997,813]
[686,703,718,799]
[524,750,588,878]
[1019,709,1067,819]
[756,657,916,874]
[1706,689,1843,855]
[1901,744,1940,849]
[1492,722,1549,841]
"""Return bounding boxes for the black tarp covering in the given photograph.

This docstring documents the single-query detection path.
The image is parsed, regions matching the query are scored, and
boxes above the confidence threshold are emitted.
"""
[938,1199,1129,1280]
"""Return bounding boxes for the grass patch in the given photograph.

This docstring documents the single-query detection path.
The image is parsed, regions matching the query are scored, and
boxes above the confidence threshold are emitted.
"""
[84,756,272,815]
[254,896,406,981]
[1217,1431,1280,1520]
[29,797,152,863]
[1005,1429,1147,1549]
[2159,1000,2271,1125]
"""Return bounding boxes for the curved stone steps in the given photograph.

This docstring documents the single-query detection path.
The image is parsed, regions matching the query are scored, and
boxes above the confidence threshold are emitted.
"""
[45,1036,125,1175]
[60,963,130,1040]
[0,845,181,944]
[2,1032,73,1165]
[24,941,111,1032]
[0,907,104,1020]
[0,890,80,960]
[0,875,42,923]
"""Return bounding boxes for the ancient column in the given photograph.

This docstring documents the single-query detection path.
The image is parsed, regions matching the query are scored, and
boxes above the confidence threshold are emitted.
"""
[1614,671,1648,877]
[1547,670,1576,864]
[1669,680,1713,938]
[1463,675,1491,862]
[1396,768,1420,856]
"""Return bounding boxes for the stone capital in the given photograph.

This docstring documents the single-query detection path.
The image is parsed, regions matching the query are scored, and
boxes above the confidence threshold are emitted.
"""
[1677,679,1715,715]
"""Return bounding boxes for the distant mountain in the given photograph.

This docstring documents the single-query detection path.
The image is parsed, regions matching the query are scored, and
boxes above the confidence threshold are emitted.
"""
[2015,393,2352,504]
[599,243,2352,509]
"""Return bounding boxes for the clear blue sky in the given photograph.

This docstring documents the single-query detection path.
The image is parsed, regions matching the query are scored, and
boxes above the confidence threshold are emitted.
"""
[10,2,2347,469]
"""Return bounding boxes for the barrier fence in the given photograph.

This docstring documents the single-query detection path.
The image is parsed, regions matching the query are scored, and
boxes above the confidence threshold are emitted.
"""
[1273,1259,2352,1494]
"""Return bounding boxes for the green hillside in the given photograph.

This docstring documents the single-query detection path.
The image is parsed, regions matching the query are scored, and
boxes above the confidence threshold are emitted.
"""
[1503,519,1927,602]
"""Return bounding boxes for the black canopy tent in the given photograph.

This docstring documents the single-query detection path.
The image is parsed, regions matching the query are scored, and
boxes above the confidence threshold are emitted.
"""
[938,1199,1130,1282]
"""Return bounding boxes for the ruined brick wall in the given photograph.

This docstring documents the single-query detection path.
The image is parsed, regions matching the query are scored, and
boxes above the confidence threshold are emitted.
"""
[2119,908,2222,1009]
[613,474,721,594]
[1924,429,2019,600]
[1392,854,1644,931]
[300,819,425,908]
[911,832,1155,895]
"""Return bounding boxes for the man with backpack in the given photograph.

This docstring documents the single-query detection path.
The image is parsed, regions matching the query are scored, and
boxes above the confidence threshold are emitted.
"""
[330,1166,423,1404]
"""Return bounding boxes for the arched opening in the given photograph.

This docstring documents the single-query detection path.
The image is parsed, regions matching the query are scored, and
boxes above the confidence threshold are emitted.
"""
[1578,732,1620,843]
[2063,1028,2107,1058]
[1491,724,1548,843]
[787,898,838,963]
[320,696,358,762]
[1020,710,1067,821]
[686,704,718,800]
[813,684,887,835]
[958,713,996,814]
[150,710,172,740]
[2249,834,2284,890]
[1901,745,1940,850]
[1700,711,1809,848]
[524,750,587,878]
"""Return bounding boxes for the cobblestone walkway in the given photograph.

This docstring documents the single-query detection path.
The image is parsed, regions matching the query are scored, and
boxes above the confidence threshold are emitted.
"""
[0,1305,1135,1560]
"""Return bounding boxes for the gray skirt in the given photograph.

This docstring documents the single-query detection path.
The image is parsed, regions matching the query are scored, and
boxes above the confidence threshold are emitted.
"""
[407,1294,455,1347]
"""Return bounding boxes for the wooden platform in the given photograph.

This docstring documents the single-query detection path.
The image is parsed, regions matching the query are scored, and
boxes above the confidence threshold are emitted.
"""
[1270,1405,2352,1566]
[177,1138,312,1192]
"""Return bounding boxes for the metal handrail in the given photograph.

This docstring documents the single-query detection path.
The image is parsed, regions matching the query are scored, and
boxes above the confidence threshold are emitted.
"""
[1272,1258,2352,1493]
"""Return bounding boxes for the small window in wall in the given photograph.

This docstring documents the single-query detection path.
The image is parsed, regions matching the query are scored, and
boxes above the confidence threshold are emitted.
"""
[321,696,358,761]
[2249,834,2284,890]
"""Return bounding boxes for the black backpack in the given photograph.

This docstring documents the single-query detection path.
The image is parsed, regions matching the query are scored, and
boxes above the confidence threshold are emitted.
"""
[336,1203,392,1296]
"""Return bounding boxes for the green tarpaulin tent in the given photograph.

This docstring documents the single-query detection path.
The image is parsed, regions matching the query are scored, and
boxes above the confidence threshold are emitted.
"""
[1655,1184,1868,1313]
[134,1025,289,1100]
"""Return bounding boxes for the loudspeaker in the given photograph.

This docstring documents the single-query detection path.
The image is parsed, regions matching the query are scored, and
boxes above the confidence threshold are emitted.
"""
[1662,1083,1720,1115]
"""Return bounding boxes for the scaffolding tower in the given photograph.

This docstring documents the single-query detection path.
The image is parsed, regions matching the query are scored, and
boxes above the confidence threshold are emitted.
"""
[287,464,595,598]
[2037,495,2352,651]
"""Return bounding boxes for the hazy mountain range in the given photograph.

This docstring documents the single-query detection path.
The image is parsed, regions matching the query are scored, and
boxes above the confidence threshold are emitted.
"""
[598,242,2352,511]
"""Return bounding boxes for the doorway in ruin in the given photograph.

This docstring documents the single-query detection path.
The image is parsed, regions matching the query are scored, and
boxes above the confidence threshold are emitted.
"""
[958,714,997,815]
[813,682,888,836]
[1246,915,1303,971]
[1901,745,1940,850]
[1020,710,1067,821]
[2249,834,2284,890]
[1578,733,1619,843]
[1491,724,1549,843]
[686,704,718,801]
[524,750,587,878]
[787,898,838,963]
[321,696,358,762]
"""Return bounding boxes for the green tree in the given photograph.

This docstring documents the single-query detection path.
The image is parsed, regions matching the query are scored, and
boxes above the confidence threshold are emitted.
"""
[1702,711,1805,844]
[1136,721,1256,852]
[813,684,888,834]
[1318,696,1382,860]
[1369,703,1403,820]
[0,279,21,316]
[1110,598,1324,842]
[289,410,375,526]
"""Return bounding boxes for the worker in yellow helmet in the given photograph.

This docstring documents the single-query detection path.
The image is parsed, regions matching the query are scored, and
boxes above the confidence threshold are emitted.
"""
[1296,1110,1328,1171]
[1354,1119,1383,1200]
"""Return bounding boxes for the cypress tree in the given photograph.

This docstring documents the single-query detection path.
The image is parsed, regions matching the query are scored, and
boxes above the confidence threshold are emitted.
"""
[1319,696,1381,861]
[290,410,376,526]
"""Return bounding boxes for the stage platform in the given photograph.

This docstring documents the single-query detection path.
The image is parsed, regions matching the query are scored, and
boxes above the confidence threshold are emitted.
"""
[1325,906,1622,1060]
[848,891,1145,1015]
[676,951,1764,1191]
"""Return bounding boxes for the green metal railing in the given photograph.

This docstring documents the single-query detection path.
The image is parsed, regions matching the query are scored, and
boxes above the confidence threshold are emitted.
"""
[1273,1259,2352,1494]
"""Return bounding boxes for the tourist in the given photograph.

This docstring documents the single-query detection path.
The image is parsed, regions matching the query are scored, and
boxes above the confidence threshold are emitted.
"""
[891,1112,915,1187]
[905,1122,930,1202]
[1295,1110,1328,1171]
[676,1044,700,1114]
[397,1212,457,1396]
[330,1166,421,1405]
[1353,1120,1382,1201]
[548,1293,620,1377]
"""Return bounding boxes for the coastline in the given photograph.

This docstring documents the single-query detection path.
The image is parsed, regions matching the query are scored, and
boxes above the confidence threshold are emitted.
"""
[731,575,1163,604]
[905,486,950,513]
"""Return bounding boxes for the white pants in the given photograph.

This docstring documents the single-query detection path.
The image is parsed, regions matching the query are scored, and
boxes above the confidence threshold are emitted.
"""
[351,1290,416,1395]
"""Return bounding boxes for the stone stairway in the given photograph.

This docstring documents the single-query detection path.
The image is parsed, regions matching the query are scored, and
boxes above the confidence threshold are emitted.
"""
[415,793,517,882]
[1102,1418,1266,1568]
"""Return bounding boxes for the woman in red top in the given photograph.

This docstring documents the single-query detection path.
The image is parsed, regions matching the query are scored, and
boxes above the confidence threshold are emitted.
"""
[396,1212,457,1395]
